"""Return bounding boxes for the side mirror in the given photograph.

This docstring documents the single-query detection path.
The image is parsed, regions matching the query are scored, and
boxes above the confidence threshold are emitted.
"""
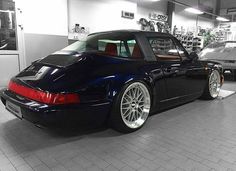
[189,52,199,61]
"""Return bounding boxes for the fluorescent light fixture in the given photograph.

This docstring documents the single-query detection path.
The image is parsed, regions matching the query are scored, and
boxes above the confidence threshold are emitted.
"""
[148,0,160,2]
[216,16,230,22]
[184,8,204,15]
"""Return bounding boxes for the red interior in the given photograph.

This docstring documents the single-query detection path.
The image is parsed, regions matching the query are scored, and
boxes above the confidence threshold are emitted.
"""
[132,44,143,58]
[105,43,118,56]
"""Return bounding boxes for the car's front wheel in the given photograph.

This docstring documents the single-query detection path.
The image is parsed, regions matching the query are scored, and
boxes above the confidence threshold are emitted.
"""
[109,81,151,133]
[202,70,221,99]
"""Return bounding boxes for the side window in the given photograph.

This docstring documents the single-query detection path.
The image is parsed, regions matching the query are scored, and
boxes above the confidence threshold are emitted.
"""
[119,41,129,57]
[98,39,143,59]
[173,39,188,60]
[148,37,181,61]
[98,39,120,57]
[98,39,118,52]
[127,40,136,54]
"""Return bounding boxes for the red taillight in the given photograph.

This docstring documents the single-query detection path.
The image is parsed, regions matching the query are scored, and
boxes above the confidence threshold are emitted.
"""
[8,81,80,105]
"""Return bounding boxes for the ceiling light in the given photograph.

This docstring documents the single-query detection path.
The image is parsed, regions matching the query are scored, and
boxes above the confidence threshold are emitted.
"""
[184,8,204,15]
[216,16,230,22]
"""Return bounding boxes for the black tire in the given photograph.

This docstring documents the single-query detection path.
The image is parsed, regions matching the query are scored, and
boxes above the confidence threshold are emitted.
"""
[201,70,221,100]
[108,81,151,133]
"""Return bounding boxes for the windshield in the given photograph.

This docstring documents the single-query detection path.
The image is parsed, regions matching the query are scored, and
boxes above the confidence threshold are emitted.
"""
[62,32,143,59]
[199,41,236,60]
[205,41,236,49]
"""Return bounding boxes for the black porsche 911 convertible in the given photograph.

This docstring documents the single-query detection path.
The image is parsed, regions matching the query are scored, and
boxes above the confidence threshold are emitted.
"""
[0,30,223,133]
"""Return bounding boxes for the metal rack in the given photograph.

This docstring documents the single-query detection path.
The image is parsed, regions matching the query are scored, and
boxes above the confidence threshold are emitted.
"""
[175,34,204,52]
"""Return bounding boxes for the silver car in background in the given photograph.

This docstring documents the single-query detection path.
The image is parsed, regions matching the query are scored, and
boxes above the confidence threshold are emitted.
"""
[199,41,236,80]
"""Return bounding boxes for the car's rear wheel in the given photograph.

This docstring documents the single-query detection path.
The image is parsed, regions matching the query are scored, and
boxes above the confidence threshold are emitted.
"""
[109,81,151,133]
[202,70,221,99]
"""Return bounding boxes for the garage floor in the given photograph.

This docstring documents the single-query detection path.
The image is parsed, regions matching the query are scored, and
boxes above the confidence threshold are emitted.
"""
[0,82,236,171]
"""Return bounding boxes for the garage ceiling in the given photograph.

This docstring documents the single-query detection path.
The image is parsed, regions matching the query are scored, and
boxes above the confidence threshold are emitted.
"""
[129,0,236,10]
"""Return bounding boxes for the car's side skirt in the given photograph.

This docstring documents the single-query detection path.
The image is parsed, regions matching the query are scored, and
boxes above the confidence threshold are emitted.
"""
[158,92,202,111]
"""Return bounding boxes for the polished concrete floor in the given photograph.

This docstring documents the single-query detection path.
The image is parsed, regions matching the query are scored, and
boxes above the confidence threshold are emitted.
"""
[0,82,236,171]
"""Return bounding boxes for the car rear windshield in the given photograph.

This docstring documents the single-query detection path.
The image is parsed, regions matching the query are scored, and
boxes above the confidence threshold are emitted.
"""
[62,32,143,59]
[39,53,80,67]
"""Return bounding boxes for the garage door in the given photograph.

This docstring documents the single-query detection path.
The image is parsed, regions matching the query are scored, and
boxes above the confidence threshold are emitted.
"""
[0,54,19,87]
[0,0,25,87]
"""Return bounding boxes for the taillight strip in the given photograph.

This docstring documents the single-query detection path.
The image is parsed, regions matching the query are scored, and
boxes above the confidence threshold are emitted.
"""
[8,81,80,105]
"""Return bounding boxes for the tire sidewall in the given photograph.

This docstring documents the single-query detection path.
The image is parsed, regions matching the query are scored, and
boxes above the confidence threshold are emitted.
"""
[209,70,221,98]
[202,69,221,100]
[109,80,151,133]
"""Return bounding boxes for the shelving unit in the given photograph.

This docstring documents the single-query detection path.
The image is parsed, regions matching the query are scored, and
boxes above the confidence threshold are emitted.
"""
[175,34,204,52]
[150,39,173,53]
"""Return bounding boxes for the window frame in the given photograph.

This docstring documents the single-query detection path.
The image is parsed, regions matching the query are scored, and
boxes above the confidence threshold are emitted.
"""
[147,36,184,62]
[171,37,189,60]
[91,33,145,60]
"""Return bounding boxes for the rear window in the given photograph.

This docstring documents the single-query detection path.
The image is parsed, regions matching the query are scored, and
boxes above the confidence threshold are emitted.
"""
[39,54,80,67]
[62,33,143,59]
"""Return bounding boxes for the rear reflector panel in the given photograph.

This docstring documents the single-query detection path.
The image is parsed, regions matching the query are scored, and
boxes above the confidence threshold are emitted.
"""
[8,81,80,105]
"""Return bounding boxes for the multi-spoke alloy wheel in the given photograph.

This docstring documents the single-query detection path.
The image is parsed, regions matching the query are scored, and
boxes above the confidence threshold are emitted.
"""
[202,69,221,100]
[209,70,221,98]
[120,82,151,129]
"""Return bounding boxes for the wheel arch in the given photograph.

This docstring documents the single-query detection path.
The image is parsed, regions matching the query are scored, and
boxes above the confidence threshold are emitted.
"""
[205,62,224,86]
[105,74,155,119]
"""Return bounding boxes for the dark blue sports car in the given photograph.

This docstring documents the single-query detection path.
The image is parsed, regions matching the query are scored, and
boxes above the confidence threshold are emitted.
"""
[0,30,224,133]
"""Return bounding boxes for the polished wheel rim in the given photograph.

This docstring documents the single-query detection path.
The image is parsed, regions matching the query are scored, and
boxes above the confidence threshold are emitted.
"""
[209,70,221,98]
[120,82,151,129]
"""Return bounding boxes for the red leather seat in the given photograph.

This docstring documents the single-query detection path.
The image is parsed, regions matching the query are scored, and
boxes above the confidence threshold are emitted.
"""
[105,43,117,56]
[132,44,143,58]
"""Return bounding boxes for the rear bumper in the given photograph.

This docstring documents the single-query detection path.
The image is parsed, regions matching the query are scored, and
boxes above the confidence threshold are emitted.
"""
[0,89,112,128]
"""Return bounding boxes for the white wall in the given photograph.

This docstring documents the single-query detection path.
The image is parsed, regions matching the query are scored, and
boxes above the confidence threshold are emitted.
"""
[68,0,214,35]
[68,0,167,34]
[137,1,167,19]
[15,0,69,66]
[17,0,68,36]
[68,0,138,33]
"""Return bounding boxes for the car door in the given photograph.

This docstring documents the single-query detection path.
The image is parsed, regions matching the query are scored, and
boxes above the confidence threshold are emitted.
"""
[172,37,206,97]
[148,36,205,101]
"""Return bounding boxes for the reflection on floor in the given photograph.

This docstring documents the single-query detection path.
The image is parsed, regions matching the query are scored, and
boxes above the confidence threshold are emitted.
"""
[218,89,236,100]
[0,82,236,170]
